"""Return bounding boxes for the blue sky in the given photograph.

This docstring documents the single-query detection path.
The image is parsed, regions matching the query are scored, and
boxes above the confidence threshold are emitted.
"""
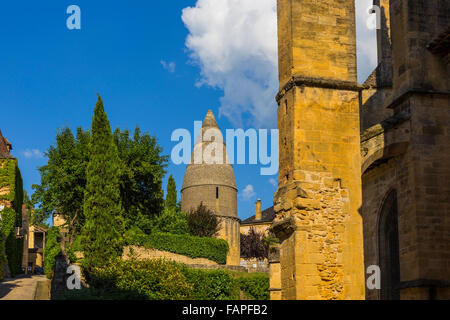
[0,1,377,222]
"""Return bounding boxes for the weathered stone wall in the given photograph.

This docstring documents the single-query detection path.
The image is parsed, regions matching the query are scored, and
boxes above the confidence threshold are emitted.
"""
[182,184,237,219]
[122,246,247,272]
[362,156,412,300]
[122,246,218,265]
[240,258,269,273]
[217,216,240,266]
[362,94,450,300]
[407,94,450,299]
[273,0,365,300]
[390,0,449,95]
[268,244,281,300]
[360,81,393,131]
[360,0,450,300]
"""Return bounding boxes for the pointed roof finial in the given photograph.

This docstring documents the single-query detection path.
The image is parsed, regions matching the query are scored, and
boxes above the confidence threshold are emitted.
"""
[202,110,219,129]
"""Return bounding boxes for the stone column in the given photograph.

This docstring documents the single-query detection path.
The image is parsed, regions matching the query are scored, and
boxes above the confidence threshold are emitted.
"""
[272,0,365,300]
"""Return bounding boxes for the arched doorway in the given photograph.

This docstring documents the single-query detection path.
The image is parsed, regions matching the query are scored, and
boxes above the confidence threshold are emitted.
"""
[378,190,401,300]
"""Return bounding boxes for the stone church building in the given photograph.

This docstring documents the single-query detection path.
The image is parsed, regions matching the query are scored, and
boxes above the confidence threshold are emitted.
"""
[270,0,450,300]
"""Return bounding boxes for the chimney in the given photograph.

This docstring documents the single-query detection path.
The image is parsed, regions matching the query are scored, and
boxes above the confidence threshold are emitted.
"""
[255,199,262,221]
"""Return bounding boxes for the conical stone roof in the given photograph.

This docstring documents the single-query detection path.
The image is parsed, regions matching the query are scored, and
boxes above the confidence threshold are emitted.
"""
[181,110,237,192]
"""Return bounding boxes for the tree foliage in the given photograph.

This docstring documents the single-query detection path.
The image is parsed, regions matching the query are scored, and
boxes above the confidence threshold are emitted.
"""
[44,226,61,279]
[165,175,177,211]
[187,203,220,238]
[152,207,189,235]
[240,228,267,259]
[114,127,168,233]
[31,127,89,245]
[82,95,125,271]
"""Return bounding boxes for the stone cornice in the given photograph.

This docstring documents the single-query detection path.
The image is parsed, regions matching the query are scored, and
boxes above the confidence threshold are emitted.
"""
[360,109,411,143]
[181,184,238,193]
[276,76,363,103]
[387,89,450,110]
[216,214,241,223]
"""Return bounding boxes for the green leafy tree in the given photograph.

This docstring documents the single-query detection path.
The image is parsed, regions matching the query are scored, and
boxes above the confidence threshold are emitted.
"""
[187,203,220,238]
[82,95,124,271]
[114,127,168,233]
[31,127,89,257]
[165,175,177,210]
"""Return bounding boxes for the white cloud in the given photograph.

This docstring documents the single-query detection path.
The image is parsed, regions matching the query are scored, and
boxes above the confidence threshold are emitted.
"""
[182,0,278,128]
[269,178,277,187]
[23,149,44,159]
[161,60,176,73]
[240,184,256,200]
[182,0,377,128]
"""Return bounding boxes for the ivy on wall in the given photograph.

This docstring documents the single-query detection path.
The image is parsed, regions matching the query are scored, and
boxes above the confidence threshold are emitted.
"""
[0,159,24,279]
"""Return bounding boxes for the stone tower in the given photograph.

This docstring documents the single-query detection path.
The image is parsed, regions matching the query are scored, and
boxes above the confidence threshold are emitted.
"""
[271,0,365,299]
[181,110,240,266]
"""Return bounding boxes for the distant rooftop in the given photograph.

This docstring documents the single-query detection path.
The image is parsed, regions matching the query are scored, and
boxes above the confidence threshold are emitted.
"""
[241,206,276,225]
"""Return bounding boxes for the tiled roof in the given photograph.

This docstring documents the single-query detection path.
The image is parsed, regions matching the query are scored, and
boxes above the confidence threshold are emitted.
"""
[0,129,13,159]
[241,206,276,225]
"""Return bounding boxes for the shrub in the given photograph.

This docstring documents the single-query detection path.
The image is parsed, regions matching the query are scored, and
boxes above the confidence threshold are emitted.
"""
[124,226,148,245]
[73,259,240,300]
[240,228,267,259]
[188,202,219,238]
[152,207,189,235]
[129,232,229,265]
[88,259,193,300]
[181,267,239,300]
[236,274,270,300]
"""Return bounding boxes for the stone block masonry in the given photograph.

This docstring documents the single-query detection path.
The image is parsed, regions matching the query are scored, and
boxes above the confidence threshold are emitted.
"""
[272,0,365,300]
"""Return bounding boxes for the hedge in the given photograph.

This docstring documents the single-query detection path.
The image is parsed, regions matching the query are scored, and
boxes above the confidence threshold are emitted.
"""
[130,232,229,265]
[54,259,270,301]
[0,159,24,279]
[181,266,239,300]
[236,274,270,300]
[55,259,240,300]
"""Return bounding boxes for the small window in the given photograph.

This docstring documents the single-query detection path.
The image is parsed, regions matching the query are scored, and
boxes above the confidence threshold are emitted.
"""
[216,187,219,199]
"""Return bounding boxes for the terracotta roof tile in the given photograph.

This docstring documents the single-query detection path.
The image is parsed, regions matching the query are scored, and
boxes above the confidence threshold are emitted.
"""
[0,129,13,159]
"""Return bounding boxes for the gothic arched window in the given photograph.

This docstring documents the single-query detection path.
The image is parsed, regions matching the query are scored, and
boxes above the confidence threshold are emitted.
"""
[378,190,401,300]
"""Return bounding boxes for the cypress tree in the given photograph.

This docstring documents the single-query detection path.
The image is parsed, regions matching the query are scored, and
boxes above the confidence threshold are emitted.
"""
[82,95,124,271]
[165,175,177,210]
